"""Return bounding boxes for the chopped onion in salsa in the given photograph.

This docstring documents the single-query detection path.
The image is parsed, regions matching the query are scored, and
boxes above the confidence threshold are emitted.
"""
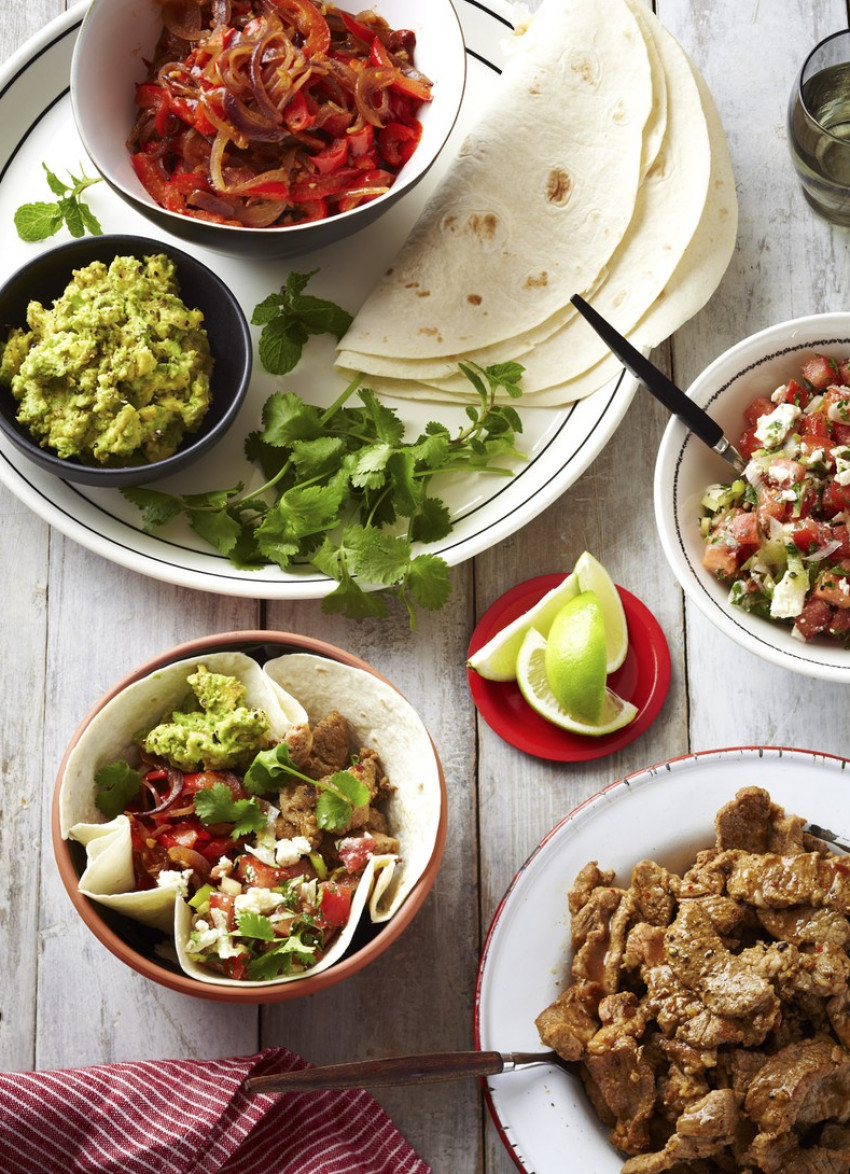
[127,0,433,228]
[701,353,850,644]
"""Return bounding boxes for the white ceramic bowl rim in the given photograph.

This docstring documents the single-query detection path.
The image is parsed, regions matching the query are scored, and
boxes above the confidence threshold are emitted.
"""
[654,311,850,682]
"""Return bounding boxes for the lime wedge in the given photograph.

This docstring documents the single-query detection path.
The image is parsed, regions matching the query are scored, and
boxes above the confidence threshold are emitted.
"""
[516,629,638,736]
[573,551,629,672]
[467,573,580,681]
[544,592,607,724]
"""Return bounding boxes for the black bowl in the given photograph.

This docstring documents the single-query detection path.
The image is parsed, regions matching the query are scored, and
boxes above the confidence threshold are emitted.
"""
[0,234,252,487]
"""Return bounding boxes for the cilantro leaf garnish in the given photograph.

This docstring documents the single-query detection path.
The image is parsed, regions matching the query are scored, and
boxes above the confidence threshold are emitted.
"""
[94,760,142,819]
[193,783,267,838]
[245,930,319,980]
[251,269,353,375]
[15,163,103,242]
[121,274,526,626]
[235,909,276,941]
[244,742,370,832]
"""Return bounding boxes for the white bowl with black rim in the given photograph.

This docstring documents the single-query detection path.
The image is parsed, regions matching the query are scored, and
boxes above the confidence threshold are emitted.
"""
[653,311,850,682]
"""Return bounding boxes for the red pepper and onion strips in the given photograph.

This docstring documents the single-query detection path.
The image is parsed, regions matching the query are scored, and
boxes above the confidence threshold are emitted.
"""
[128,0,434,228]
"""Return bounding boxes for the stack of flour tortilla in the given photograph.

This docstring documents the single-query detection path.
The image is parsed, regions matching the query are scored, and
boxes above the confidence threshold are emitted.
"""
[335,0,737,407]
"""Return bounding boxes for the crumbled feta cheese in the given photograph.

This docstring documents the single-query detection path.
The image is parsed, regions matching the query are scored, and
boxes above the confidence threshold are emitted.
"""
[770,568,808,619]
[235,886,285,917]
[832,446,850,486]
[155,868,193,898]
[754,403,801,448]
[275,835,313,867]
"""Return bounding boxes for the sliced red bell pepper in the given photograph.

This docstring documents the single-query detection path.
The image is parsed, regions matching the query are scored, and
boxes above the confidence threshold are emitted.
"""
[271,0,331,57]
[339,10,375,45]
[283,88,315,133]
[370,37,432,103]
[312,136,348,173]
[377,119,421,167]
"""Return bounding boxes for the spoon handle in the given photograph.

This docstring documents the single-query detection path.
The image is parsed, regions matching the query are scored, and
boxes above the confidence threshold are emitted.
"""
[244,1050,559,1094]
[570,294,745,472]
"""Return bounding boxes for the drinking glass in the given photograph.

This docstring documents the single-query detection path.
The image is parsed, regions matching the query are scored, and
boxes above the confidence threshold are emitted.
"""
[788,30,850,225]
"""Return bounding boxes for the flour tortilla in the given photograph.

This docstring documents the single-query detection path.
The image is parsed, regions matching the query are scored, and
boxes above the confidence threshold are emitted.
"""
[338,0,653,360]
[337,0,737,410]
[61,651,441,985]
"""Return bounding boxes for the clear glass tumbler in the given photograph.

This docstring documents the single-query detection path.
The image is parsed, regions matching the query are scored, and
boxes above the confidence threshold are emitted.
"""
[788,29,850,225]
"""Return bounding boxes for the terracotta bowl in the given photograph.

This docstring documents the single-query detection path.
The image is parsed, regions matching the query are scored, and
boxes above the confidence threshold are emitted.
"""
[51,630,447,1003]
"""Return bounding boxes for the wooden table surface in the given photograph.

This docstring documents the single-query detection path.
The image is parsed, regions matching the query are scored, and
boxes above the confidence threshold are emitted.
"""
[3,1,850,1170]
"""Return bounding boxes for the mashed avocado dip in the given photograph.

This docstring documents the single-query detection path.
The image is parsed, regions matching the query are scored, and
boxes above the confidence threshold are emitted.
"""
[0,253,213,465]
[141,664,272,771]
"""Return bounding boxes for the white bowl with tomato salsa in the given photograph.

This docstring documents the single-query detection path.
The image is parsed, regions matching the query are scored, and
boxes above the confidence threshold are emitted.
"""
[70,0,466,258]
[654,312,850,682]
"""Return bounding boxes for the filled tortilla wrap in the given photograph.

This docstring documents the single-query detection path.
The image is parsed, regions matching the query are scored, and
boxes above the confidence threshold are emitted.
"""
[60,650,441,986]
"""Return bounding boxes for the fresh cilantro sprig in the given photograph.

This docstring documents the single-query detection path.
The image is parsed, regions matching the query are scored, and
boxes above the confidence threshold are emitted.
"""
[251,270,353,375]
[244,742,370,832]
[192,783,268,838]
[122,272,525,626]
[15,163,103,241]
[94,760,142,819]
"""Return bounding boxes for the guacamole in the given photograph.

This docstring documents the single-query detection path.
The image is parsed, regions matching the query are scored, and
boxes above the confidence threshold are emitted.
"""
[0,253,213,465]
[141,665,272,771]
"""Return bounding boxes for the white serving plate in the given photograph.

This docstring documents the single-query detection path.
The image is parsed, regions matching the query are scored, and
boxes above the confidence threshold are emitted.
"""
[475,745,850,1172]
[0,1,636,599]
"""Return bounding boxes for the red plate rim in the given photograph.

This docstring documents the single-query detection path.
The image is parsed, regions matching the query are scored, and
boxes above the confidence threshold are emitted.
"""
[466,573,671,762]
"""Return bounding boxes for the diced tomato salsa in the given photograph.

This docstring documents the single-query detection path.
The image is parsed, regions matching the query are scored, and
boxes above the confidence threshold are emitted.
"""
[700,353,850,645]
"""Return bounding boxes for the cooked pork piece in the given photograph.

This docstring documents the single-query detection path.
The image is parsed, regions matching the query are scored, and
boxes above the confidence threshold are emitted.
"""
[275,782,321,846]
[536,787,850,1174]
[726,851,850,911]
[534,979,602,1062]
[757,904,850,949]
[300,710,352,777]
[620,1090,738,1173]
[584,1035,657,1155]
[744,1036,850,1135]
[714,786,807,855]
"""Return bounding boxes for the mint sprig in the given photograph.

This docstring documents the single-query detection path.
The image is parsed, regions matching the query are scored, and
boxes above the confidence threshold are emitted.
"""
[251,269,353,375]
[15,163,103,241]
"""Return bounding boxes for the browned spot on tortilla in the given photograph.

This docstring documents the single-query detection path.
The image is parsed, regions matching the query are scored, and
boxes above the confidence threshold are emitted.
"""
[524,271,548,290]
[612,289,626,308]
[405,281,420,290]
[467,293,482,305]
[546,168,573,206]
[612,99,628,125]
[418,327,442,338]
[468,212,499,239]
[416,290,431,298]
[571,54,596,84]
[443,214,457,229]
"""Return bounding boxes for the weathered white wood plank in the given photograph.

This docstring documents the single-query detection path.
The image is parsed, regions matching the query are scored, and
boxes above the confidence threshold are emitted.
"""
[36,537,260,1069]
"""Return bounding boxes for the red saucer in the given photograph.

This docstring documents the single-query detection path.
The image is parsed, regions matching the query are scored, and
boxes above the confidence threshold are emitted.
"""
[466,574,671,762]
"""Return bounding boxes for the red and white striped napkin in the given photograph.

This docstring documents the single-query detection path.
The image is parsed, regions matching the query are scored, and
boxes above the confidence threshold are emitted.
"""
[0,1047,430,1174]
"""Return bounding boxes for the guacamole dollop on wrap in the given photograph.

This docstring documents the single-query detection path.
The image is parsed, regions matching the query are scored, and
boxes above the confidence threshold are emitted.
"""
[60,651,442,986]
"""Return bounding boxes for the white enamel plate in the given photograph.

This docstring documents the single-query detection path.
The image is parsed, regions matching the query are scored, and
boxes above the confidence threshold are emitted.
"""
[475,746,850,1172]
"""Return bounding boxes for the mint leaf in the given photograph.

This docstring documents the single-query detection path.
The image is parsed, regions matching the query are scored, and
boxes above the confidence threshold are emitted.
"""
[14,163,102,241]
[94,760,142,819]
[252,271,353,375]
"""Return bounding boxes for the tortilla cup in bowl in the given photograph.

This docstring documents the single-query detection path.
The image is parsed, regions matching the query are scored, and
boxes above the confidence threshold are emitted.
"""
[51,631,446,1002]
